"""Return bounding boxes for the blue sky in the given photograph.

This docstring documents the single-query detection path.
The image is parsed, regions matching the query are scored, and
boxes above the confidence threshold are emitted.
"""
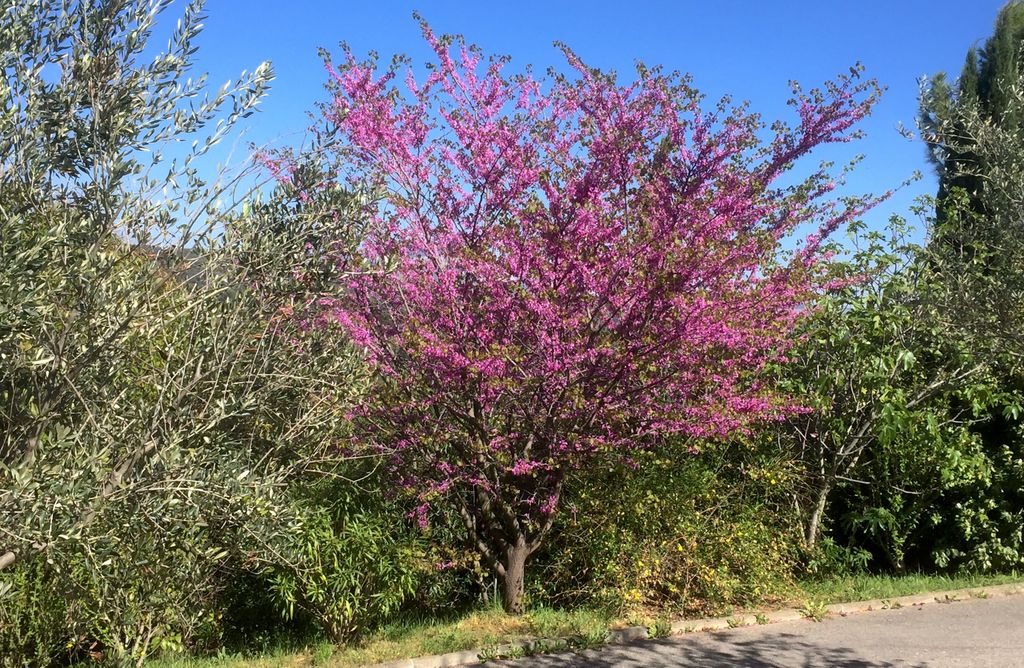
[187,1,1008,238]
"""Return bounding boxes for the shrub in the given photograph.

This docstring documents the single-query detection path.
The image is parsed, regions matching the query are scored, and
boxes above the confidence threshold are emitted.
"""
[268,485,426,641]
[532,440,801,616]
[0,561,71,667]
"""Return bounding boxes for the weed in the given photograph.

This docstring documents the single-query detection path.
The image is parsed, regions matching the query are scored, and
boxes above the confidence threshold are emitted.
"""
[311,642,334,665]
[478,643,525,662]
[573,626,608,649]
[532,638,570,654]
[800,600,829,622]
[647,617,672,639]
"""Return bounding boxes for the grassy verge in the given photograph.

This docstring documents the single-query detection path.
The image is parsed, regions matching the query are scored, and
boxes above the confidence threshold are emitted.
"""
[150,606,613,667]
[152,571,1024,667]
[795,571,1023,605]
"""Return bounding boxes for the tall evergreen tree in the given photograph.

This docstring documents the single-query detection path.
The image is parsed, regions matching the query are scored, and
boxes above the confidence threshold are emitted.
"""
[918,0,1024,353]
[921,0,1024,225]
[914,2,1024,575]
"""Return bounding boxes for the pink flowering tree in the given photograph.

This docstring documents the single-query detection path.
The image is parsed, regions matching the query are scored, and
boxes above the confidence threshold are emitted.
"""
[302,24,882,613]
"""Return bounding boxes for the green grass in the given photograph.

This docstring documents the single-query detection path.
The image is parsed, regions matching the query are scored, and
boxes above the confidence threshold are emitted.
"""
[796,571,1023,605]
[151,571,1023,667]
[149,604,614,668]
[149,648,306,668]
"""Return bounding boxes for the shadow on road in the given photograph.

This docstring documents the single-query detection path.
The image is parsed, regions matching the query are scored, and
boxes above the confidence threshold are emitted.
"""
[501,631,923,667]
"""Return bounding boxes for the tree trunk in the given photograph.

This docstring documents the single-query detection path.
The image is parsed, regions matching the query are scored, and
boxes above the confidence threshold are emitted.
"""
[805,481,831,550]
[501,540,530,614]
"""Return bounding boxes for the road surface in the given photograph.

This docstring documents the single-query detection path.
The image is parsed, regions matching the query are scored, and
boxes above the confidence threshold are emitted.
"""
[499,594,1024,667]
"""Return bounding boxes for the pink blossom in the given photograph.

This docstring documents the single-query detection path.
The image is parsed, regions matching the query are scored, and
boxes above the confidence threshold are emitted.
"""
[280,22,883,562]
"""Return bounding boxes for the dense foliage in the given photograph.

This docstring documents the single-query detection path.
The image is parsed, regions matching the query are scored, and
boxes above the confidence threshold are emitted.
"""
[2,0,1023,664]
[0,1,372,664]
[913,0,1024,572]
[305,20,880,613]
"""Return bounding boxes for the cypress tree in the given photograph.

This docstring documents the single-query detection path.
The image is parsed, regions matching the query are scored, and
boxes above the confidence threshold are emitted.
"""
[921,0,1024,226]
[915,3,1024,575]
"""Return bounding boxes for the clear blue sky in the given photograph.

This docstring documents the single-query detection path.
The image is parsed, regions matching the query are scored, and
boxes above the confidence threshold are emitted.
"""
[188,1,1008,237]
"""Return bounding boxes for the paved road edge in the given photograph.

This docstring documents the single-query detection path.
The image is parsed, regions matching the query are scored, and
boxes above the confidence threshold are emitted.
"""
[366,582,1024,668]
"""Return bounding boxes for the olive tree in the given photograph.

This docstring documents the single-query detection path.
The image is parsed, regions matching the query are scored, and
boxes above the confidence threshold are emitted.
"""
[0,1,367,663]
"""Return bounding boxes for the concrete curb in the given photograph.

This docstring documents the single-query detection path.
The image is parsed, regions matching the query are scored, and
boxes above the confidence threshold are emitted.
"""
[366,582,1024,667]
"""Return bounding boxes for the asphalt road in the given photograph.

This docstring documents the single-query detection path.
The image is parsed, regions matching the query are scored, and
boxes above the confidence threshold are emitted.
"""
[499,594,1024,667]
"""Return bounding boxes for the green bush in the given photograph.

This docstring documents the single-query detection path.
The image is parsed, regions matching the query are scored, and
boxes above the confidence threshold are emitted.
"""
[827,379,1024,574]
[926,408,1024,572]
[268,488,426,641]
[532,440,801,616]
[0,561,72,667]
